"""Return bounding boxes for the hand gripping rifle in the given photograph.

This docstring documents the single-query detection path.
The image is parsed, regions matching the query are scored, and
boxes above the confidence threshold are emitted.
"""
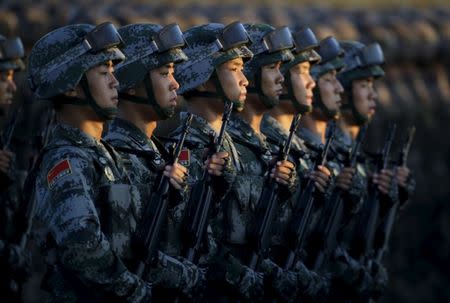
[133,113,193,277]
[284,123,336,270]
[374,126,415,263]
[350,124,396,261]
[247,113,301,269]
[182,102,234,263]
[312,125,368,270]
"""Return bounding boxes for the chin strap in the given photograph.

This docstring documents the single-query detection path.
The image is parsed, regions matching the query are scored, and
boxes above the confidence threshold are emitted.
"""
[311,86,339,121]
[58,76,117,120]
[341,85,369,126]
[279,71,312,114]
[248,69,280,110]
[118,74,175,120]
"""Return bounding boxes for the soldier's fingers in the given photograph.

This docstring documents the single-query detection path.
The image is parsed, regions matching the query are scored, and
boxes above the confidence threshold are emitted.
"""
[272,166,293,175]
[378,184,390,194]
[173,163,188,174]
[214,151,229,159]
[312,175,328,188]
[317,165,331,176]
[277,160,295,170]
[208,169,223,176]
[380,169,394,177]
[275,177,290,186]
[273,171,291,182]
[342,167,356,174]
[168,176,183,190]
[0,150,14,158]
[210,156,226,166]
[207,163,225,171]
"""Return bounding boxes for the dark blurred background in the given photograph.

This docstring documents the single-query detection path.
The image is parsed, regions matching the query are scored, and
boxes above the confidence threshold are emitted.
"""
[1,0,449,302]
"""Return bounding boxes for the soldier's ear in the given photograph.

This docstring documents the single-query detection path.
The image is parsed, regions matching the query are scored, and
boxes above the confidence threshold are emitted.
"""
[126,88,136,96]
[63,87,80,98]
[195,82,208,92]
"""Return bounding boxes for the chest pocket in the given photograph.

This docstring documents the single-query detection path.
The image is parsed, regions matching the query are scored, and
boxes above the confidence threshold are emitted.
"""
[99,184,140,258]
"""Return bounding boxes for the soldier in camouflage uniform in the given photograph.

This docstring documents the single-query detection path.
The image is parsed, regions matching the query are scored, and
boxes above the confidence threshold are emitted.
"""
[169,22,268,302]
[26,22,169,302]
[258,28,334,302]
[0,34,31,302]
[326,40,414,302]
[225,23,299,301]
[103,23,205,301]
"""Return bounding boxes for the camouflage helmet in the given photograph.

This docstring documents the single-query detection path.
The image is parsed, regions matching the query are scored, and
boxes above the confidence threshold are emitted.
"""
[28,22,125,99]
[338,40,385,125]
[279,28,320,114]
[115,23,188,119]
[175,21,253,95]
[27,22,125,120]
[244,23,294,109]
[310,36,345,120]
[280,28,321,75]
[0,35,25,72]
[310,36,344,80]
[338,40,385,89]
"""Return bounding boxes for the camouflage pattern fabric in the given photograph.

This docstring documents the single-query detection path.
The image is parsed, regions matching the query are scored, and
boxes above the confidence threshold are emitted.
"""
[167,112,264,302]
[260,114,331,302]
[31,122,152,302]
[103,117,205,299]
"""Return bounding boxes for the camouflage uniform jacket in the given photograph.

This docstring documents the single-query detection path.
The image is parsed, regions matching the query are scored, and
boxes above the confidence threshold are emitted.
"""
[261,115,330,302]
[168,112,264,302]
[31,123,151,303]
[103,118,204,299]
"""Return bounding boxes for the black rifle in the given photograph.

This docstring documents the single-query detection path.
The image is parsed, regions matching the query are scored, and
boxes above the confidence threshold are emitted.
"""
[133,113,193,277]
[312,124,368,270]
[374,126,415,263]
[247,113,301,269]
[350,124,396,261]
[284,123,336,270]
[182,102,234,262]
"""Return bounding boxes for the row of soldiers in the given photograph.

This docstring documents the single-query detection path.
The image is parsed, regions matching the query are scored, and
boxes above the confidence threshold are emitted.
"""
[0,20,415,302]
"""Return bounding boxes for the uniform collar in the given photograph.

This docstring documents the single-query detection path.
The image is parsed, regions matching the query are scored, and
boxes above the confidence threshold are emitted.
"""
[261,114,306,152]
[228,114,269,151]
[51,123,99,147]
[108,118,156,151]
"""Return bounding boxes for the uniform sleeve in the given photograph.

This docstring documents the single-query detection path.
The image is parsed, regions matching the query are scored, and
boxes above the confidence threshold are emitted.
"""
[37,152,152,302]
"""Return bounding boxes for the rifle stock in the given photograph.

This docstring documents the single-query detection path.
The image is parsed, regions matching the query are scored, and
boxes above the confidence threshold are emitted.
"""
[247,113,301,269]
[350,123,397,261]
[374,126,415,263]
[284,123,336,270]
[133,113,193,277]
[182,102,234,263]
[313,124,368,270]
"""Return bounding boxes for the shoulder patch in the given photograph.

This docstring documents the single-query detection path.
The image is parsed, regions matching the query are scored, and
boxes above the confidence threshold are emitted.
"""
[178,149,190,167]
[47,159,72,189]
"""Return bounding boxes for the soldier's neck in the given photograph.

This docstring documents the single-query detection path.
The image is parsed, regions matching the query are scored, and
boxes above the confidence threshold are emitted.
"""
[339,117,359,140]
[117,101,157,138]
[187,97,224,134]
[300,114,327,143]
[57,107,104,141]
[268,106,295,134]
[238,95,265,134]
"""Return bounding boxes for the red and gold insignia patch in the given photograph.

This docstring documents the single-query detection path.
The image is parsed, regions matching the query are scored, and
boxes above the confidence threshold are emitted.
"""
[47,159,72,189]
[178,149,190,167]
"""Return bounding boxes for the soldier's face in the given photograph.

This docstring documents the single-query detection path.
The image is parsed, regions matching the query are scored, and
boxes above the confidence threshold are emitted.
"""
[150,62,179,111]
[261,61,284,100]
[85,60,119,110]
[0,69,17,106]
[289,61,315,106]
[318,70,343,111]
[216,57,248,103]
[352,77,377,120]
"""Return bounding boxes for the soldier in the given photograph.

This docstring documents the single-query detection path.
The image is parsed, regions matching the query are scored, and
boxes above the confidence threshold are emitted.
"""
[327,40,414,302]
[26,22,169,302]
[168,21,264,302]
[103,23,204,300]
[0,34,30,302]
[225,23,298,301]
[258,27,333,302]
